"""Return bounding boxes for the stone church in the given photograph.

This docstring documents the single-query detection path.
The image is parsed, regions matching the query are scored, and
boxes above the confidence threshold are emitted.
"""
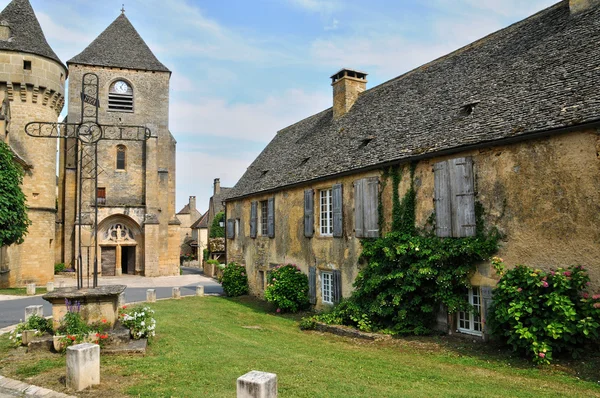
[0,0,179,287]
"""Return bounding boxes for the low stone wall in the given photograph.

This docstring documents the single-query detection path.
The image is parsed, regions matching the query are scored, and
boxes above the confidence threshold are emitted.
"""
[313,322,391,341]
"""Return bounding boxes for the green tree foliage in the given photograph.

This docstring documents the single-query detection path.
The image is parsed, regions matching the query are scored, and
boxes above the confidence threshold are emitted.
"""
[209,211,225,238]
[0,141,30,246]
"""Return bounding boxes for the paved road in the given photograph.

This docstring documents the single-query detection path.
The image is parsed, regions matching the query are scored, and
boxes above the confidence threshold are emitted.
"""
[0,267,223,330]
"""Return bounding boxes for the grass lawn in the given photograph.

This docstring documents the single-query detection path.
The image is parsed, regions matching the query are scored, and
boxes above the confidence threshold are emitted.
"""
[0,287,47,296]
[1,296,599,397]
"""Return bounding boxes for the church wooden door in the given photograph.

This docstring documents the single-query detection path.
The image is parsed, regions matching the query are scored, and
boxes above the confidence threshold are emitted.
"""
[101,247,116,276]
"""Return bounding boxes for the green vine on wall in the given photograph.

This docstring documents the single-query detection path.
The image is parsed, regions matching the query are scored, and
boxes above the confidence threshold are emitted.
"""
[0,141,30,247]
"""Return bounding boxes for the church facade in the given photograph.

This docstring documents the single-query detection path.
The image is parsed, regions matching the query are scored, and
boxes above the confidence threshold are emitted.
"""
[0,0,179,287]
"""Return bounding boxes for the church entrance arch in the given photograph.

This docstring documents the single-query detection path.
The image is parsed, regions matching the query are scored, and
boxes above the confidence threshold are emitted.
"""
[98,215,144,276]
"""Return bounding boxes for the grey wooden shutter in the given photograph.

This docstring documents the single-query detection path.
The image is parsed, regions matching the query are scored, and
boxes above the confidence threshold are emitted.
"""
[250,201,258,238]
[481,286,493,337]
[364,178,379,238]
[332,269,342,304]
[309,266,317,305]
[354,179,365,237]
[332,184,343,238]
[434,161,452,237]
[267,197,275,238]
[450,157,476,237]
[304,189,314,238]
[226,219,235,239]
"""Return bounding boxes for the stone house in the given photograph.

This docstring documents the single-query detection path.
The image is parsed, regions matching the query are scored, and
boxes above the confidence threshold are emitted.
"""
[0,0,66,287]
[225,0,600,338]
[190,211,209,266]
[56,11,180,278]
[177,196,202,257]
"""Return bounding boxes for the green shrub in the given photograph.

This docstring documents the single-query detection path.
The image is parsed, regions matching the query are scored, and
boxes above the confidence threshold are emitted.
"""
[210,212,225,238]
[8,314,53,347]
[265,264,310,313]
[0,141,30,247]
[220,262,248,297]
[54,263,66,274]
[488,262,600,365]
[120,305,156,340]
[57,300,90,337]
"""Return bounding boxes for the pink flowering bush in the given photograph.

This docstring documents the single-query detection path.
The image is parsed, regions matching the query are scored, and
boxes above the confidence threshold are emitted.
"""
[264,264,309,313]
[220,262,249,297]
[488,263,600,365]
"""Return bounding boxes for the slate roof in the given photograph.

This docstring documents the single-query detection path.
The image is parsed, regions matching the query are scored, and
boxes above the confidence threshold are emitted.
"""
[68,14,170,73]
[177,204,191,215]
[211,188,233,211]
[227,1,600,200]
[191,211,209,229]
[0,0,63,66]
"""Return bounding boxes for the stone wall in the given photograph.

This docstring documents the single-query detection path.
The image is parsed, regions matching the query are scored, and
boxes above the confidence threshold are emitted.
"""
[226,129,600,308]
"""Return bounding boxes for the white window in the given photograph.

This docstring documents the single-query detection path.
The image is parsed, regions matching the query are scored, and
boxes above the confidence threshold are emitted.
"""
[260,200,268,236]
[321,272,333,304]
[457,287,482,336]
[320,189,333,236]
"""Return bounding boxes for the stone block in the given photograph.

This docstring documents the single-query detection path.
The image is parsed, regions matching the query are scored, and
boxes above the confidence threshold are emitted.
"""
[26,283,36,295]
[22,330,36,346]
[147,289,156,303]
[66,343,100,391]
[172,287,181,299]
[196,286,204,297]
[118,293,126,307]
[58,281,65,288]
[25,305,44,320]
[46,282,54,292]
[237,371,277,398]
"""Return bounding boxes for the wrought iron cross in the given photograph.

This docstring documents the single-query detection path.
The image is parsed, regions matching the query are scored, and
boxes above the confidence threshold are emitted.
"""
[25,73,151,289]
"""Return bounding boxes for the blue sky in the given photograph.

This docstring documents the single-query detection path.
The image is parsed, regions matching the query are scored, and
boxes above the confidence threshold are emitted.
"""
[5,0,558,215]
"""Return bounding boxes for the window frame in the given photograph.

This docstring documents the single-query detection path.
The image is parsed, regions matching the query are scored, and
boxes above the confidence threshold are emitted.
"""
[116,145,126,171]
[320,188,333,236]
[457,287,483,336]
[97,187,106,205]
[260,200,269,236]
[321,271,333,304]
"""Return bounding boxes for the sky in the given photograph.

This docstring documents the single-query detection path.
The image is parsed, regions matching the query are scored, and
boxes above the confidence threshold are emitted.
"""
[3,0,558,216]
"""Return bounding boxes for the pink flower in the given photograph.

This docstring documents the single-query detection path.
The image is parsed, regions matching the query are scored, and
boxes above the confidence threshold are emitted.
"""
[583,293,589,299]
[593,294,600,300]
[542,281,549,288]
[517,288,523,293]
[542,276,547,281]
[594,303,600,309]
[587,282,591,286]
[550,271,555,276]
[241,272,245,276]
[539,352,545,358]
[276,308,281,313]
[564,271,572,277]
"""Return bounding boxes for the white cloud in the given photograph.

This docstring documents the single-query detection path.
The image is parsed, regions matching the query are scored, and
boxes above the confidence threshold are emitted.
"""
[288,0,342,14]
[324,18,339,31]
[170,89,331,142]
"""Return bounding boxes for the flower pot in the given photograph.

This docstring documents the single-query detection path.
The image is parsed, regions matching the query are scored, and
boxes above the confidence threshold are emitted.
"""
[22,330,36,346]
[53,335,66,352]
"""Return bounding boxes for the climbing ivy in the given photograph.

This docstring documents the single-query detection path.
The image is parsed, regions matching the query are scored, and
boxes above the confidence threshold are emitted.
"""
[0,141,30,247]
[209,211,225,238]
[302,161,499,335]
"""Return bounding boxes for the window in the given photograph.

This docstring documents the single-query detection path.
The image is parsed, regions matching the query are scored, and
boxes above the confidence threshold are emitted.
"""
[321,272,333,304]
[457,287,482,336]
[434,157,475,237]
[320,189,333,236]
[116,145,126,170]
[108,80,134,112]
[235,219,240,236]
[260,201,268,236]
[259,271,265,290]
[97,187,106,205]
[23,60,31,71]
[354,177,379,238]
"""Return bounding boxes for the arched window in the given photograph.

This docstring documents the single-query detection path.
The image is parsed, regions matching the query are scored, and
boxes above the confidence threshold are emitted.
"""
[116,145,126,170]
[108,80,134,112]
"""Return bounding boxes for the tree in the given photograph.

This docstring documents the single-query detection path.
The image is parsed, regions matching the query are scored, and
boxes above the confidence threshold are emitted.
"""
[209,211,225,238]
[0,141,30,246]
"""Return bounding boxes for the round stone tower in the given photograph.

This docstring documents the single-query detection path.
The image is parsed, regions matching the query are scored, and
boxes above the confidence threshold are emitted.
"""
[0,0,66,287]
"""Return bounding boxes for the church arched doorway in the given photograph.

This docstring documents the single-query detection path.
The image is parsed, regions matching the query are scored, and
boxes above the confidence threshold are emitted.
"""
[97,216,144,276]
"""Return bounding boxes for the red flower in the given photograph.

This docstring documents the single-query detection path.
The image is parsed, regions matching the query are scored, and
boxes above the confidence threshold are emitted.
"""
[96,333,100,337]
[101,319,107,323]
[100,334,108,339]
[122,306,127,309]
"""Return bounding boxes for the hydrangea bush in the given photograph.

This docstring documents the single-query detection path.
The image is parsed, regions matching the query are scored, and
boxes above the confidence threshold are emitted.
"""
[264,264,310,313]
[220,262,249,297]
[488,260,600,365]
[120,305,156,340]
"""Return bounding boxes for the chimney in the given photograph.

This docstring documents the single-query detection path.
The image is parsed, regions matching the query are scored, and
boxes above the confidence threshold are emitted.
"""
[214,178,221,195]
[189,196,196,212]
[570,0,599,13]
[331,68,367,119]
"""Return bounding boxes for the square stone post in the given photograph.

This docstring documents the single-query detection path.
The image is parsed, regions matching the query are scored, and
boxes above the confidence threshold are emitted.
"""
[46,282,54,292]
[147,289,156,303]
[26,283,36,295]
[237,371,277,398]
[196,286,204,297]
[66,343,100,391]
[25,305,44,320]
[172,287,181,299]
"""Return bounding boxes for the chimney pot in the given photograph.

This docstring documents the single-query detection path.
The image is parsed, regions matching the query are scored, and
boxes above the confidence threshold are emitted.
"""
[214,178,221,195]
[331,68,367,119]
[570,0,599,13]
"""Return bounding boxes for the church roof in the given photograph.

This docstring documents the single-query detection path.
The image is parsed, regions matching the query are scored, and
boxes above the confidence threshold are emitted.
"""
[68,13,170,73]
[227,1,600,200]
[0,0,63,66]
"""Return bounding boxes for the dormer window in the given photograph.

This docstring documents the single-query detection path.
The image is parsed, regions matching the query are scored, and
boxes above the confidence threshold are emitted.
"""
[108,80,133,112]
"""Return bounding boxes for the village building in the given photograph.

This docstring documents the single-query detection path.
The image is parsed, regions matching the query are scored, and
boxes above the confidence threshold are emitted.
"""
[177,196,202,257]
[0,0,66,287]
[190,211,209,266]
[225,0,600,338]
[56,10,180,278]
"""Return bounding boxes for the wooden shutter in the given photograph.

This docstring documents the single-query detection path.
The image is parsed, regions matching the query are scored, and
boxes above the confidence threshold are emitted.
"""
[250,201,258,238]
[354,179,364,237]
[332,269,342,304]
[304,189,314,238]
[450,157,476,237]
[267,197,275,238]
[226,219,235,239]
[332,184,343,238]
[364,178,379,238]
[434,161,452,237]
[309,266,317,305]
[481,286,493,336]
